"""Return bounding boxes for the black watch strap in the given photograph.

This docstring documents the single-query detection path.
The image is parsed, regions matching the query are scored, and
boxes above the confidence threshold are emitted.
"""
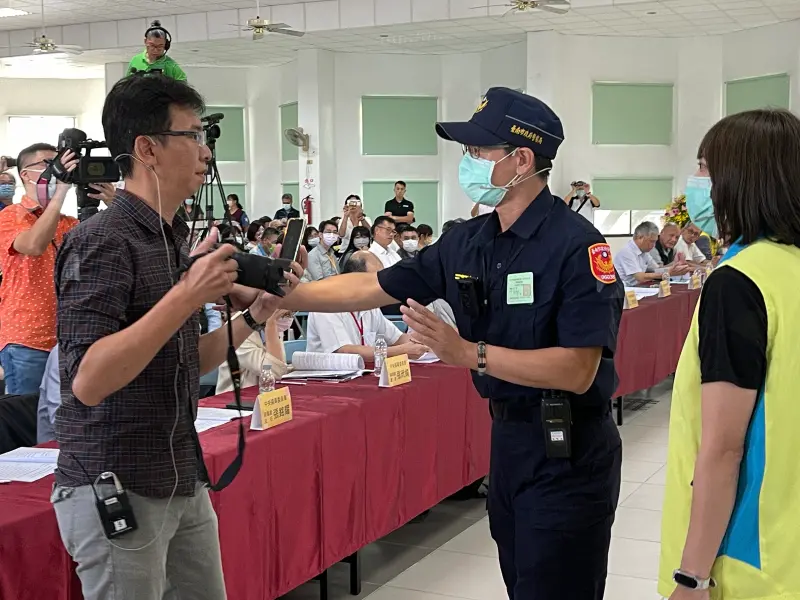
[241,309,265,332]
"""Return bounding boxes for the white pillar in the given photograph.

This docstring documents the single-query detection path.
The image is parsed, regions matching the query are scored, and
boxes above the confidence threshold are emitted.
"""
[525,31,566,192]
[104,62,127,95]
[674,37,723,192]
[246,66,283,219]
[296,49,337,221]
[440,53,481,226]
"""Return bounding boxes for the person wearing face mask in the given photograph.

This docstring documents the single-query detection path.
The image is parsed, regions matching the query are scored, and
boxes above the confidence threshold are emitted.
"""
[416,224,434,248]
[659,109,800,600]
[564,181,600,223]
[303,226,320,252]
[0,143,81,395]
[338,194,372,250]
[226,193,249,230]
[338,225,372,271]
[398,225,420,259]
[304,220,341,282]
[0,169,16,209]
[278,87,626,600]
[215,309,291,394]
[176,195,203,222]
[274,193,300,223]
[252,226,279,258]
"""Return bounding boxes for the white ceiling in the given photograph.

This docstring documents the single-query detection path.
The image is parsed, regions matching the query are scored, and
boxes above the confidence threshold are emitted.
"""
[0,0,799,75]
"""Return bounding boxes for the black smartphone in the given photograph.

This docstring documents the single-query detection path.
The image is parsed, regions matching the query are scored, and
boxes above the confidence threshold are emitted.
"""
[280,218,306,263]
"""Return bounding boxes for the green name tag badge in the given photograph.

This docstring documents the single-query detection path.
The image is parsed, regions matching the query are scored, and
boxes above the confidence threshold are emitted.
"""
[506,272,534,305]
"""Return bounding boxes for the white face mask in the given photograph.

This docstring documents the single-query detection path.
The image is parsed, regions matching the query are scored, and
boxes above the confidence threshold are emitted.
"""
[276,317,294,333]
[308,237,320,247]
[402,239,419,252]
[322,233,339,247]
[26,170,57,207]
[354,237,370,249]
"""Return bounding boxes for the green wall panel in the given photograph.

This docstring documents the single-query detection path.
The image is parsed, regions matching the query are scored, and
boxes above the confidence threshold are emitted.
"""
[725,74,790,116]
[280,103,299,162]
[361,97,438,156]
[204,106,245,162]
[592,83,674,145]
[591,177,674,210]
[362,180,438,232]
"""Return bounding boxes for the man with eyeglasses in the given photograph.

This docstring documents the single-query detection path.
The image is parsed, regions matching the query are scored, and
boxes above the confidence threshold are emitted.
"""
[0,143,81,394]
[369,215,402,268]
[127,20,186,81]
[278,87,624,600]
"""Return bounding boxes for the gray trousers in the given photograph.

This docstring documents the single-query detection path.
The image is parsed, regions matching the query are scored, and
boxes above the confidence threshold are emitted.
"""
[52,482,227,600]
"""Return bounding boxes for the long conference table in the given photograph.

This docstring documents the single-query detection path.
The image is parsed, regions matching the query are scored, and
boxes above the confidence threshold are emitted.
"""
[0,286,700,600]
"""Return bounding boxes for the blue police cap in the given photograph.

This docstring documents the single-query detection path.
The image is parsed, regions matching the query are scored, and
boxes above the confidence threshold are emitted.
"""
[435,87,564,159]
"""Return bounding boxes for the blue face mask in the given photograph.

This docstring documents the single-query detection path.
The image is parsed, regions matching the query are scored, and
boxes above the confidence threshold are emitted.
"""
[0,183,14,199]
[685,176,717,238]
[458,151,551,207]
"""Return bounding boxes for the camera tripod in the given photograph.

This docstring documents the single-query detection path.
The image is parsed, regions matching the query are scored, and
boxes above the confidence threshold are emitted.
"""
[189,143,243,250]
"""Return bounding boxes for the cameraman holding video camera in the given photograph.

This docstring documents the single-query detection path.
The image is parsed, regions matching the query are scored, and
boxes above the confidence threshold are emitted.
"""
[0,145,113,394]
[51,74,304,600]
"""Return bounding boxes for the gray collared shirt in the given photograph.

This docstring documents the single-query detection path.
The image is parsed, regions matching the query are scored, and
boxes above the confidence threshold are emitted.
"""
[305,244,340,281]
[613,240,663,287]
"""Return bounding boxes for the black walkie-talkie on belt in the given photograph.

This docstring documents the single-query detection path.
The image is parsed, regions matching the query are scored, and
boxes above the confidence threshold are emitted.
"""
[541,390,572,459]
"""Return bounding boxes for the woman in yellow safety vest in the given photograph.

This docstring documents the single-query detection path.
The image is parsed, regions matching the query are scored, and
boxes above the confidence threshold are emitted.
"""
[659,108,800,600]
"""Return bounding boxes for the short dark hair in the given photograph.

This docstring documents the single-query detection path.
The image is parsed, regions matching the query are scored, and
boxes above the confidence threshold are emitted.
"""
[396,223,411,235]
[416,224,433,238]
[281,193,292,201]
[699,108,800,246]
[372,215,396,234]
[246,220,264,242]
[319,219,338,233]
[343,254,368,274]
[262,226,279,239]
[103,74,205,178]
[345,194,360,202]
[401,226,418,237]
[442,218,466,234]
[394,181,406,188]
[17,143,57,173]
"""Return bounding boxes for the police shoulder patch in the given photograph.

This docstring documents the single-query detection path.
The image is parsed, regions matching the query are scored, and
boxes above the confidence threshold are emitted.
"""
[588,243,616,284]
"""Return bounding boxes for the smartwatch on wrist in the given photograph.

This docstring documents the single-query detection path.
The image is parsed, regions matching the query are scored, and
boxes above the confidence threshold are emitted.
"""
[673,569,715,591]
[241,308,266,333]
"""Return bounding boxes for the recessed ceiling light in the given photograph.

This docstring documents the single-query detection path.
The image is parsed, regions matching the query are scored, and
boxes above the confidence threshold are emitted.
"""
[0,8,29,17]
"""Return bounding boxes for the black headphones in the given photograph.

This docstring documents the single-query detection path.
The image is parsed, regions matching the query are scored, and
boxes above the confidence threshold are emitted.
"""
[144,20,171,52]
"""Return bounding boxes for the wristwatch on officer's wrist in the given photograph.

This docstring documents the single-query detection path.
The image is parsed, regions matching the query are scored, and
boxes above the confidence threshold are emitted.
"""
[477,342,487,376]
[241,308,266,332]
[673,569,715,590]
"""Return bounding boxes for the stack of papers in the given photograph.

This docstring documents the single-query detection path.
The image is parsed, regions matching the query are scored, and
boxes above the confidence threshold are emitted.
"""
[283,352,367,382]
[194,406,253,433]
[0,447,59,483]
[624,287,660,300]
[410,352,440,364]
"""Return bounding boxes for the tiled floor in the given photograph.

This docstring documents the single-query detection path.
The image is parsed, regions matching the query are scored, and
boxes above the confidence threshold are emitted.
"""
[283,383,673,600]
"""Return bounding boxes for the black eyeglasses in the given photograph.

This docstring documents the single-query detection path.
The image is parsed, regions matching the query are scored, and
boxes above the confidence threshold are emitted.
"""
[148,130,207,146]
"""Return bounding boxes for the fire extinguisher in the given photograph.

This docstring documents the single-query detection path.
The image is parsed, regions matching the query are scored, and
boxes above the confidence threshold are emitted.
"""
[302,195,313,225]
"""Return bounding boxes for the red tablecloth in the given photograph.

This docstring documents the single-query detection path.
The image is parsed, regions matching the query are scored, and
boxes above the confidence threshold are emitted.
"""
[0,364,490,600]
[614,287,701,397]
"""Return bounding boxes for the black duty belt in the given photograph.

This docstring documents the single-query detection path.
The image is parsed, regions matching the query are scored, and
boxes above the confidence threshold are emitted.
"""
[490,398,610,423]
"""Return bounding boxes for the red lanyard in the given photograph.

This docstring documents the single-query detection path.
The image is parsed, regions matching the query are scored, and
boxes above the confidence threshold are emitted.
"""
[350,312,364,345]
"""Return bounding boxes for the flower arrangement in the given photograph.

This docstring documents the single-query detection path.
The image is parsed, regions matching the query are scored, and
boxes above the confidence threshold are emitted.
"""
[663,194,690,228]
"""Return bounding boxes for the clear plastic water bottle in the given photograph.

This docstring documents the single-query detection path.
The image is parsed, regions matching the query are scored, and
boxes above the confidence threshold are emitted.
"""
[373,334,388,378]
[259,364,275,393]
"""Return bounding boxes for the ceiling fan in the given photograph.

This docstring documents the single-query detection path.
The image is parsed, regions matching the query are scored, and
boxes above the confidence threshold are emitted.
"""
[14,0,83,55]
[473,0,571,16]
[231,0,305,40]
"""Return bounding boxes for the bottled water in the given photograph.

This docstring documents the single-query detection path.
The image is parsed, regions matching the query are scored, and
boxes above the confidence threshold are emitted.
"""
[373,334,388,378]
[259,364,275,393]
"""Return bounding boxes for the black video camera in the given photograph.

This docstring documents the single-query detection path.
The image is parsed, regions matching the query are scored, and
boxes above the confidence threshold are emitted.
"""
[202,113,224,150]
[179,249,292,297]
[52,128,120,221]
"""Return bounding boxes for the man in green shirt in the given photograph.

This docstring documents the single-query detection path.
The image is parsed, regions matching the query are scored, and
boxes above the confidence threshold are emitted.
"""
[126,20,186,81]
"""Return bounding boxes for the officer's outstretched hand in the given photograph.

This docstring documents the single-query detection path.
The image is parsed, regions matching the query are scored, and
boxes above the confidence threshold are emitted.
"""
[401,299,468,367]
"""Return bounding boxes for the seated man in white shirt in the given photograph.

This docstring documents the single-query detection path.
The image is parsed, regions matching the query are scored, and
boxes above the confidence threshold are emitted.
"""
[369,215,402,268]
[614,221,690,287]
[306,251,427,361]
[675,221,711,268]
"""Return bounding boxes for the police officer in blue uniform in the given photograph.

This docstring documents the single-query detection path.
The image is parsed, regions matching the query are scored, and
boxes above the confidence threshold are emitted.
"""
[285,87,624,599]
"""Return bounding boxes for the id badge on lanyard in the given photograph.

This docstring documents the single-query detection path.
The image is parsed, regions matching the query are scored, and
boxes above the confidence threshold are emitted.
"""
[350,312,364,345]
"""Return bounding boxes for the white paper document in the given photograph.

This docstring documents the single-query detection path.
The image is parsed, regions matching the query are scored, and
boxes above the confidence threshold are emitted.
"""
[624,287,660,300]
[290,352,365,372]
[0,447,60,482]
[410,352,440,364]
[194,407,253,433]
